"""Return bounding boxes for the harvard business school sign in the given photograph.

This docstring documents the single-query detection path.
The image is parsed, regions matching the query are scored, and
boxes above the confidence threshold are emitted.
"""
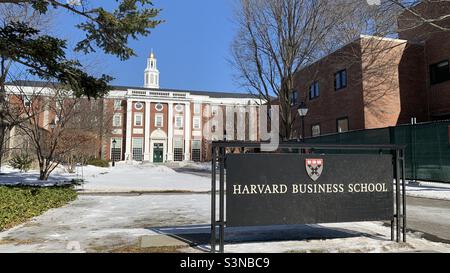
[226,154,394,227]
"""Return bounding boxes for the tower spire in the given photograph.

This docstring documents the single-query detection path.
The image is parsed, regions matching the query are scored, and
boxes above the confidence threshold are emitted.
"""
[144,49,159,88]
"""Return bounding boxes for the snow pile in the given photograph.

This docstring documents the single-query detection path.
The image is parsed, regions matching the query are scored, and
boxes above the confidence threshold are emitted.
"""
[78,163,210,193]
[406,181,450,201]
[167,161,211,171]
[0,164,109,187]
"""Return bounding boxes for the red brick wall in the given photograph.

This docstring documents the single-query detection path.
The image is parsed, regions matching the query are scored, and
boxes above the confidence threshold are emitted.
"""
[398,1,450,119]
[293,41,365,137]
[149,102,168,136]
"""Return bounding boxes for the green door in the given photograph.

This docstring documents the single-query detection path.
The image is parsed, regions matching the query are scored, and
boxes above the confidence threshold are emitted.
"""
[153,143,164,163]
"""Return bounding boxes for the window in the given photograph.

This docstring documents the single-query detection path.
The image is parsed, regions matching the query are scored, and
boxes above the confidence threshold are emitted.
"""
[155,103,164,111]
[173,138,184,161]
[290,90,298,106]
[193,117,201,130]
[309,81,320,100]
[132,138,143,161]
[175,116,183,128]
[311,124,321,137]
[114,100,122,110]
[113,114,122,127]
[430,60,449,85]
[335,69,347,90]
[337,117,349,133]
[134,102,143,110]
[134,113,143,126]
[211,120,218,133]
[212,106,218,116]
[155,114,163,127]
[194,104,201,114]
[192,140,201,162]
[175,104,184,112]
[22,96,32,108]
[110,138,122,162]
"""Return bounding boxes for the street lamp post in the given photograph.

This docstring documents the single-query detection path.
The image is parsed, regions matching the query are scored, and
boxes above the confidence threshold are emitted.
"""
[112,139,117,167]
[297,102,309,142]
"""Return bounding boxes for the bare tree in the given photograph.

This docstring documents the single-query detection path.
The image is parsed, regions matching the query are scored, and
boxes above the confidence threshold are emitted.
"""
[389,0,450,33]
[233,0,350,139]
[0,2,52,171]
[6,77,113,180]
[232,0,450,139]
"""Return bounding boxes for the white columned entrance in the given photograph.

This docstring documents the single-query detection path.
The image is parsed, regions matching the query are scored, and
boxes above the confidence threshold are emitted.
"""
[184,102,191,161]
[144,100,151,161]
[167,102,174,161]
[125,99,133,161]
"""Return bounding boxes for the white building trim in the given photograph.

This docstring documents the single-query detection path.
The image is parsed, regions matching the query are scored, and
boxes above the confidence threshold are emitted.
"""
[144,101,151,161]
[167,102,174,161]
[184,102,191,161]
[125,99,133,161]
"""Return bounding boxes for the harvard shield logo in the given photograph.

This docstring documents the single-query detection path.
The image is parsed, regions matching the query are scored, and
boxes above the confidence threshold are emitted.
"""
[305,158,324,182]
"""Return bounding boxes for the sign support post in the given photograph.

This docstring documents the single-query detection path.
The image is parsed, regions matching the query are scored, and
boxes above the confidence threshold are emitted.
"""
[219,146,225,253]
[210,146,217,253]
[210,141,406,253]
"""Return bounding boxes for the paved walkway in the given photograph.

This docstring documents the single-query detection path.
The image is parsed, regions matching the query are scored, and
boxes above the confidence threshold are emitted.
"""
[407,196,450,243]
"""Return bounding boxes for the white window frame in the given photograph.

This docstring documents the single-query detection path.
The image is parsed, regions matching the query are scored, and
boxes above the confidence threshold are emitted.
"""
[113,113,122,127]
[134,102,144,110]
[175,115,183,129]
[312,124,321,137]
[155,113,164,127]
[114,100,122,110]
[155,103,164,112]
[175,104,184,113]
[337,117,349,133]
[132,137,144,161]
[193,117,201,130]
[134,113,143,127]
[191,140,201,162]
[194,104,201,114]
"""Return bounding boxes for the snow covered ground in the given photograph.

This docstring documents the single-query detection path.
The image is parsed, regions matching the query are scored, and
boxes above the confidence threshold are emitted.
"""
[2,162,450,199]
[0,193,449,253]
[0,164,107,186]
[0,162,211,192]
[1,163,450,253]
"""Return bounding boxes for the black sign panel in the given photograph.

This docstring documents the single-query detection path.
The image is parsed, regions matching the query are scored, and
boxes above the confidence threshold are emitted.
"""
[226,154,394,227]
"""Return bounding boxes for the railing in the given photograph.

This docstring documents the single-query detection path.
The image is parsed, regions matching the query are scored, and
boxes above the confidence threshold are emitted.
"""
[128,89,189,99]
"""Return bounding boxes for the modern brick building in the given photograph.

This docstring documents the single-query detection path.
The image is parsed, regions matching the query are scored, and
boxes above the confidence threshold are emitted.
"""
[5,52,261,163]
[291,1,450,138]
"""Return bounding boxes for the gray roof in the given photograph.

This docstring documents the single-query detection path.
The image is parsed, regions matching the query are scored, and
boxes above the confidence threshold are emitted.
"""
[8,80,260,99]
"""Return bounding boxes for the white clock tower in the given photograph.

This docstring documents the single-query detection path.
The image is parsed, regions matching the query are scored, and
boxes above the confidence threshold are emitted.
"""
[144,50,159,88]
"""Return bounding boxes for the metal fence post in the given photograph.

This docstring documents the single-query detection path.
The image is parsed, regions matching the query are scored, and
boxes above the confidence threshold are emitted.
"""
[395,149,401,243]
[219,146,225,253]
[402,148,407,242]
[210,145,217,253]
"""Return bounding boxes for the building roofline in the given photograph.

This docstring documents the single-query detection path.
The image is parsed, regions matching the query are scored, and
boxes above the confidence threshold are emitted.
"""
[296,34,408,75]
[6,80,261,99]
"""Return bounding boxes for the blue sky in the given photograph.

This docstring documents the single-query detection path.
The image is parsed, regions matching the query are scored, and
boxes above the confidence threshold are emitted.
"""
[54,0,243,93]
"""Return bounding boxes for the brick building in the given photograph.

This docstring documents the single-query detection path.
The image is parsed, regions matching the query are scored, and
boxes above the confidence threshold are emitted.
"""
[291,1,450,138]
[5,52,261,163]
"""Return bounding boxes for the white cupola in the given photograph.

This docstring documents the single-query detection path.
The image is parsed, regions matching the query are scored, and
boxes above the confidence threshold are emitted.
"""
[144,50,160,88]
